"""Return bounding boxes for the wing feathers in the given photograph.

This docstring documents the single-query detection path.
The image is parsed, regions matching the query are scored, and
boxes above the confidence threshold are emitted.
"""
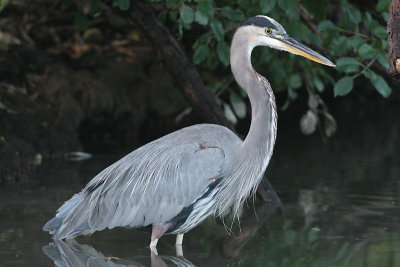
[49,124,241,238]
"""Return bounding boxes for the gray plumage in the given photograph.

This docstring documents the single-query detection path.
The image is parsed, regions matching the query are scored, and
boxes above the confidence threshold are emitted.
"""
[43,15,334,246]
[45,124,240,239]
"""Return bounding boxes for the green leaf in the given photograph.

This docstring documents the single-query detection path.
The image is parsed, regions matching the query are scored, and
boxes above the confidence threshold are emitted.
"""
[372,75,392,97]
[115,0,130,11]
[195,10,208,25]
[206,49,219,70]
[278,0,298,19]
[373,25,387,39]
[300,110,318,134]
[376,0,390,13]
[331,36,349,55]
[193,44,209,64]
[179,5,194,25]
[197,1,214,19]
[196,33,209,44]
[260,0,276,13]
[0,0,9,12]
[313,76,324,92]
[365,11,372,21]
[334,76,354,97]
[177,19,183,39]
[169,10,178,21]
[237,0,248,9]
[365,70,391,97]
[289,74,302,89]
[363,69,375,79]
[217,41,230,66]
[167,0,181,4]
[74,11,88,31]
[358,43,375,60]
[317,20,336,33]
[376,53,389,69]
[365,18,380,32]
[346,36,365,50]
[381,38,388,50]
[336,57,359,73]
[221,7,244,21]
[346,5,361,24]
[288,88,298,100]
[382,12,389,21]
[306,29,322,47]
[347,7,361,24]
[158,10,168,23]
[210,19,224,42]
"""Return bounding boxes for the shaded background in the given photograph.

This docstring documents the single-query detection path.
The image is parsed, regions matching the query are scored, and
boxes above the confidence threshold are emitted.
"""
[0,0,399,266]
[0,0,398,182]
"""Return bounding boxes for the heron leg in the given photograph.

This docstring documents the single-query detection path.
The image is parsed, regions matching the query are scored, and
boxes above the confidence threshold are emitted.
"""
[176,244,184,257]
[150,245,159,256]
[175,233,184,257]
[150,248,168,267]
[150,239,158,248]
[176,233,184,245]
[150,224,170,248]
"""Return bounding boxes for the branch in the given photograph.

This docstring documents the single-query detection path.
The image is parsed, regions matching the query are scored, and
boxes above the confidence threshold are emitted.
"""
[116,0,234,130]
[297,5,325,40]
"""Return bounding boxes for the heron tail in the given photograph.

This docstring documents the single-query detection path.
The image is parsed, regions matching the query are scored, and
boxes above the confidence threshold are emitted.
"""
[42,216,63,234]
[43,192,87,238]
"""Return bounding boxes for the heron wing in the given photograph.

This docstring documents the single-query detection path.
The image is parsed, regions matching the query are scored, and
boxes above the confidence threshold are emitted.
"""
[56,124,240,237]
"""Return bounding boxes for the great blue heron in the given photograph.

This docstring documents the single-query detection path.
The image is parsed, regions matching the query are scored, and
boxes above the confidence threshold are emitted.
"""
[43,15,334,248]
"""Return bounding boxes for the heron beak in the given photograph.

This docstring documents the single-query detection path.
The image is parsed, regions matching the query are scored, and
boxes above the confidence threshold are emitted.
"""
[277,35,335,67]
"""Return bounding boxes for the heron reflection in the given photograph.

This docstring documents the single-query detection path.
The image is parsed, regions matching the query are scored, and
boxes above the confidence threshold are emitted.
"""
[42,239,194,267]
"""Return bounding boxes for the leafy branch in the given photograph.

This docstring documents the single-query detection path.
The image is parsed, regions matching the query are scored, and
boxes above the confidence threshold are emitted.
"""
[67,0,394,136]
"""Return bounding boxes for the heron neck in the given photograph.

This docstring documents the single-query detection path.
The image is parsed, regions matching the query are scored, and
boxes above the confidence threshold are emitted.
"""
[230,32,277,164]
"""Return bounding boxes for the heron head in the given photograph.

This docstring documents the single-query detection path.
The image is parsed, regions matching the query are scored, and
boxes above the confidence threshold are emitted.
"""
[239,15,335,67]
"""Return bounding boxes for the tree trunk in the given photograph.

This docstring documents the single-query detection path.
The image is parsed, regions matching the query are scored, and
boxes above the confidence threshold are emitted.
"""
[388,0,400,79]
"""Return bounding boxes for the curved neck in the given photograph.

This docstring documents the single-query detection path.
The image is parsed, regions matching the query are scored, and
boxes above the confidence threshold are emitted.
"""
[211,27,278,219]
[230,28,277,160]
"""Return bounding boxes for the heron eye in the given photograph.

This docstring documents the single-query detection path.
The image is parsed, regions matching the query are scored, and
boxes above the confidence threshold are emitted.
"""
[265,28,272,34]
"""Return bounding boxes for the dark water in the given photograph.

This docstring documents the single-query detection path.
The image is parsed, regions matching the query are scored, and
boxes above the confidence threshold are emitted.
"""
[1,119,400,266]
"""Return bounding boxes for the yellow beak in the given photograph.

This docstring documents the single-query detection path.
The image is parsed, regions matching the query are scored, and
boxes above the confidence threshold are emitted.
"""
[278,36,335,67]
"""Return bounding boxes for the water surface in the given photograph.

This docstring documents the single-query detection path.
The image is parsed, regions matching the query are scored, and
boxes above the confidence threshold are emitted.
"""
[1,123,399,266]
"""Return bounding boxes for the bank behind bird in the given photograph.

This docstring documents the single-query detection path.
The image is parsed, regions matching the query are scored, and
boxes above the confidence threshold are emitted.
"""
[43,16,335,248]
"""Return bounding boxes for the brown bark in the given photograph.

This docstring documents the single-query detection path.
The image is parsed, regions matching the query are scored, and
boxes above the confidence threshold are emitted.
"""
[114,0,279,203]
[388,0,400,79]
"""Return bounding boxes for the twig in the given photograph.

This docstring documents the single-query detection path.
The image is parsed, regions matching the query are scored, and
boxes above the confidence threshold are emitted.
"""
[297,5,325,40]
[353,58,376,79]
[337,28,370,39]
[215,77,234,97]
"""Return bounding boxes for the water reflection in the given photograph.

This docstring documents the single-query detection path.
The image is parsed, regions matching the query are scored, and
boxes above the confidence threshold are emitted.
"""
[43,239,195,267]
[41,202,281,266]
